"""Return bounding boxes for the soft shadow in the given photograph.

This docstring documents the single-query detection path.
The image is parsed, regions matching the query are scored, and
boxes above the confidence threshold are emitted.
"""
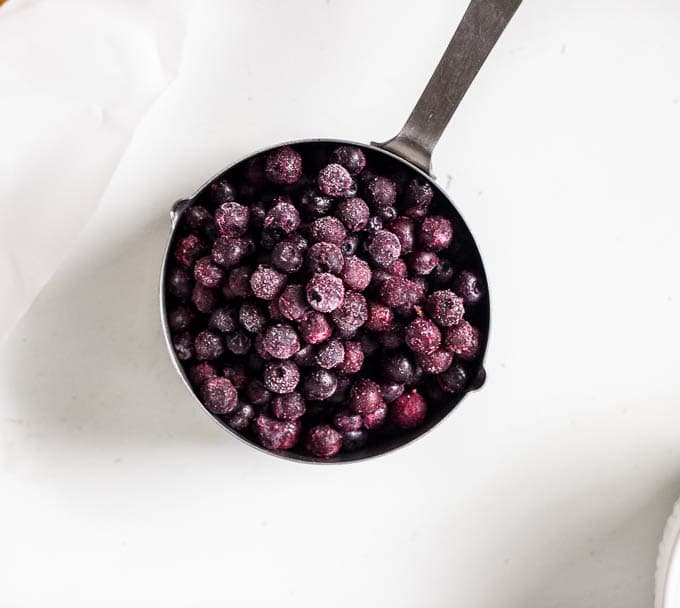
[1,214,242,452]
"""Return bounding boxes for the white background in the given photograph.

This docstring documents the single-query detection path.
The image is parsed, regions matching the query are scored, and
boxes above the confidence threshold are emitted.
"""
[2,1,680,606]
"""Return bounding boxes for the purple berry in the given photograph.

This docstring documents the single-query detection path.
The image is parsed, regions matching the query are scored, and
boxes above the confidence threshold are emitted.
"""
[453,270,484,305]
[340,257,371,291]
[264,197,301,233]
[193,256,224,288]
[416,348,453,374]
[225,330,251,355]
[365,301,393,331]
[246,379,272,406]
[362,401,387,430]
[366,176,397,207]
[215,202,249,237]
[318,163,352,197]
[189,362,217,387]
[298,311,333,344]
[253,414,301,450]
[419,216,453,251]
[378,322,405,350]
[293,343,317,367]
[342,429,368,451]
[335,197,369,232]
[185,205,212,232]
[167,266,192,301]
[405,317,441,355]
[306,273,345,313]
[402,179,433,219]
[331,291,367,332]
[227,402,256,431]
[437,364,468,394]
[263,323,300,359]
[209,306,236,333]
[382,352,415,384]
[379,276,417,307]
[278,284,309,321]
[299,189,333,219]
[249,200,267,228]
[194,330,224,361]
[386,258,408,277]
[268,298,284,321]
[211,236,254,269]
[210,178,237,205]
[287,232,309,252]
[222,363,248,390]
[380,381,404,404]
[250,265,286,300]
[408,251,439,276]
[168,305,195,332]
[430,259,455,286]
[330,145,366,175]
[444,321,479,360]
[388,217,415,255]
[254,333,273,360]
[306,424,342,457]
[426,290,465,327]
[310,216,347,245]
[239,301,266,334]
[263,360,300,394]
[349,379,384,415]
[367,230,401,268]
[173,331,194,361]
[340,234,360,257]
[200,377,238,415]
[338,340,364,374]
[391,390,427,429]
[302,368,338,401]
[175,234,205,268]
[333,409,363,432]
[314,339,345,370]
[306,242,344,275]
[365,215,383,233]
[271,239,304,273]
[272,392,306,421]
[192,284,217,314]
[265,146,303,185]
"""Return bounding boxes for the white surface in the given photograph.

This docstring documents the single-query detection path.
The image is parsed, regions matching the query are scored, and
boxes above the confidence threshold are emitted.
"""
[1,1,680,606]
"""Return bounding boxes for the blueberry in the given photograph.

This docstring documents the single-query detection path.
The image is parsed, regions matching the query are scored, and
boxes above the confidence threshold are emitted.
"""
[222,363,248,390]
[338,340,364,375]
[382,352,415,384]
[391,390,427,429]
[306,242,345,275]
[314,339,345,369]
[306,424,343,457]
[173,331,194,361]
[265,146,303,185]
[250,265,286,300]
[253,414,301,450]
[200,377,238,415]
[215,202,249,237]
[365,215,383,234]
[362,401,387,430]
[342,429,368,452]
[380,381,405,404]
[168,305,195,332]
[375,204,397,223]
[436,364,468,394]
[330,145,366,175]
[408,251,439,276]
[425,290,465,327]
[188,362,217,387]
[318,163,353,197]
[293,343,317,367]
[430,259,455,286]
[340,257,371,291]
[299,188,333,219]
[444,321,479,360]
[388,217,415,255]
[264,197,301,233]
[306,273,345,313]
[278,284,309,321]
[340,234,360,257]
[298,311,333,344]
[225,330,252,355]
[365,301,393,331]
[349,378,384,415]
[263,360,300,394]
[405,317,441,355]
[333,409,363,432]
[366,176,397,207]
[212,236,254,269]
[419,216,453,252]
[210,177,238,205]
[167,266,192,301]
[263,323,300,359]
[185,205,212,233]
[209,306,236,333]
[310,216,347,245]
[335,197,369,232]
[194,256,225,288]
[302,368,337,401]
[272,392,306,421]
[246,379,273,406]
[367,230,401,268]
[453,270,484,305]
[416,348,453,374]
[272,239,304,273]
[239,301,266,333]
[227,402,256,431]
[331,291,367,332]
[192,284,218,314]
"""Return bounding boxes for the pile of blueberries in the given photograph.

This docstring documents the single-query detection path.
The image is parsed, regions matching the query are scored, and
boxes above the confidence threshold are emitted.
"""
[165,143,485,458]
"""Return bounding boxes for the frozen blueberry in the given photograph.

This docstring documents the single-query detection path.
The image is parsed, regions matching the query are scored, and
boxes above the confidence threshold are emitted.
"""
[287,232,309,252]
[253,414,302,450]
[365,215,383,234]
[168,305,195,332]
[379,277,418,307]
[194,256,224,288]
[340,257,371,291]
[333,409,363,432]
[402,179,433,219]
[307,242,345,275]
[444,321,479,360]
[173,331,194,361]
[366,176,397,207]
[314,339,345,369]
[362,401,387,430]
[302,368,338,401]
[167,266,192,301]
[365,301,393,331]
[215,202,249,237]
[382,352,415,384]
[268,298,284,321]
[419,216,453,252]
[210,177,238,205]
[338,235,358,258]
[430,259,455,286]
[200,377,238,415]
[342,429,368,452]
[381,381,405,404]
[227,402,256,431]
[405,317,441,355]
[212,236,254,269]
[278,284,309,321]
[408,251,439,276]
[425,290,465,328]
[250,265,286,300]
[338,340,364,374]
[416,348,453,374]
[263,360,300,394]
[331,291,367,332]
[249,200,268,228]
[185,205,212,233]
[175,234,205,268]
[191,284,218,314]
[254,333,273,360]
[391,390,427,429]
[376,205,398,224]
[246,379,272,406]
[310,216,347,245]
[225,330,252,355]
[335,197,369,232]
[388,217,415,255]
[299,189,333,219]
[271,392,306,421]
[293,343,317,367]
[264,197,301,233]
[330,145,366,175]
[367,230,401,268]
[189,361,217,387]
[453,270,484,305]
[298,311,333,344]
[306,273,345,313]
[272,239,304,273]
[386,258,407,278]
[238,302,266,334]
[194,330,224,361]
[222,363,248,390]
[318,163,353,197]
[263,323,300,359]
[209,306,236,333]
[349,378,384,415]
[306,424,342,458]
[437,363,468,394]
[265,146,303,185]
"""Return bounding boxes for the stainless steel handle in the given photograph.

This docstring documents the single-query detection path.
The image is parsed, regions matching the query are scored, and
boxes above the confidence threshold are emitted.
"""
[376,0,522,174]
